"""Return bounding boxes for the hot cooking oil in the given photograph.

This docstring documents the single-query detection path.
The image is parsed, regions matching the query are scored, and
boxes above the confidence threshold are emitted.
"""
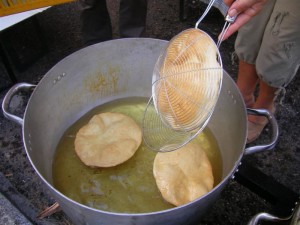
[52,97,223,213]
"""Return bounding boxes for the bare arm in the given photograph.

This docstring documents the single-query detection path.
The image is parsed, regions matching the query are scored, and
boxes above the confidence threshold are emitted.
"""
[222,0,269,40]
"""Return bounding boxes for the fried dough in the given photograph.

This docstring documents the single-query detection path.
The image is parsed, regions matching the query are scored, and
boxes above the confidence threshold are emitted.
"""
[153,142,214,206]
[75,112,142,167]
[156,28,222,130]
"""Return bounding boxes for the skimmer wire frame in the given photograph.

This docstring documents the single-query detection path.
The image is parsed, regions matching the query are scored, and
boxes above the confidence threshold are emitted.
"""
[142,28,223,152]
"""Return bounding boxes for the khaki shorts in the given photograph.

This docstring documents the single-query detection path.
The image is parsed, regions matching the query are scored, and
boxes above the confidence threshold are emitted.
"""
[235,0,300,88]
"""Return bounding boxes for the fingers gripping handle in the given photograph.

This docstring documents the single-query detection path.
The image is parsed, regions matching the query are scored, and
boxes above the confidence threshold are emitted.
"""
[2,83,36,126]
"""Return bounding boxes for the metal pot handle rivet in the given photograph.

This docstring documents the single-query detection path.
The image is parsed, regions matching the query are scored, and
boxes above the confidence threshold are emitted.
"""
[2,82,36,126]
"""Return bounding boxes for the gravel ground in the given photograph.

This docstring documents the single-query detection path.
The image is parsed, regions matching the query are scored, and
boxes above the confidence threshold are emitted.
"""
[0,1,299,225]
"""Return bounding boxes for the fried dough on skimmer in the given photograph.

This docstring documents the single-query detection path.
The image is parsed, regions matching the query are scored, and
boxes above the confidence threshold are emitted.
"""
[153,142,214,206]
[75,112,142,167]
[155,29,222,130]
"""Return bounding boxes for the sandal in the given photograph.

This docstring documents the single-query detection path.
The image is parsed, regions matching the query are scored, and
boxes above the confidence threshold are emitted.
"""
[247,120,269,143]
[244,95,255,108]
[246,107,276,144]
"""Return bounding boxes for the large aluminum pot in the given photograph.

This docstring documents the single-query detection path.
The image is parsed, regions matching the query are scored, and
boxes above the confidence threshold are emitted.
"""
[2,38,278,225]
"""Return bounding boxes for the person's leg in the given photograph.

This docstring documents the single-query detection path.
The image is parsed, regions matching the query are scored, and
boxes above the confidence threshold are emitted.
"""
[247,80,277,143]
[235,0,276,108]
[251,81,277,120]
[79,0,112,45]
[256,0,300,88]
[119,0,148,38]
[247,0,300,143]
[234,0,277,143]
[236,60,259,108]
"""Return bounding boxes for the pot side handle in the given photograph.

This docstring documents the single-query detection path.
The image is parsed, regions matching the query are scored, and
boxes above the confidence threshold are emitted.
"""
[244,108,279,155]
[2,83,36,126]
[234,161,299,224]
[247,212,293,225]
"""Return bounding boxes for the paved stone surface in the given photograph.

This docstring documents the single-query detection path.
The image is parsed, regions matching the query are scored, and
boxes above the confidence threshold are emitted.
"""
[0,192,32,225]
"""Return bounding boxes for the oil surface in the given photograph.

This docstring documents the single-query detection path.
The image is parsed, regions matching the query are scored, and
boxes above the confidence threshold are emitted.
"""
[52,97,222,213]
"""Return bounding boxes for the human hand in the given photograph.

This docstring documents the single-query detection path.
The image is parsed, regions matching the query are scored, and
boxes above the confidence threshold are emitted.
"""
[221,0,269,40]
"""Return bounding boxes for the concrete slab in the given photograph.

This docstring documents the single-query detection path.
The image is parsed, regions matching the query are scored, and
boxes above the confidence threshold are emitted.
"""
[0,192,33,225]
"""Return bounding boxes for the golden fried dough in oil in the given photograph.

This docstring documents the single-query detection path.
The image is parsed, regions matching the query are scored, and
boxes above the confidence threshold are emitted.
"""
[153,142,214,206]
[75,112,142,167]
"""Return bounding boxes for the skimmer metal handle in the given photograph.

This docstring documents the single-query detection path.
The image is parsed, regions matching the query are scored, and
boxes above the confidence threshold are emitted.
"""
[195,0,216,29]
[217,14,237,48]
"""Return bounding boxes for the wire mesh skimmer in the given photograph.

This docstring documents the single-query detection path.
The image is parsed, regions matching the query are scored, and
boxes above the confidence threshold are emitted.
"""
[142,0,237,152]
